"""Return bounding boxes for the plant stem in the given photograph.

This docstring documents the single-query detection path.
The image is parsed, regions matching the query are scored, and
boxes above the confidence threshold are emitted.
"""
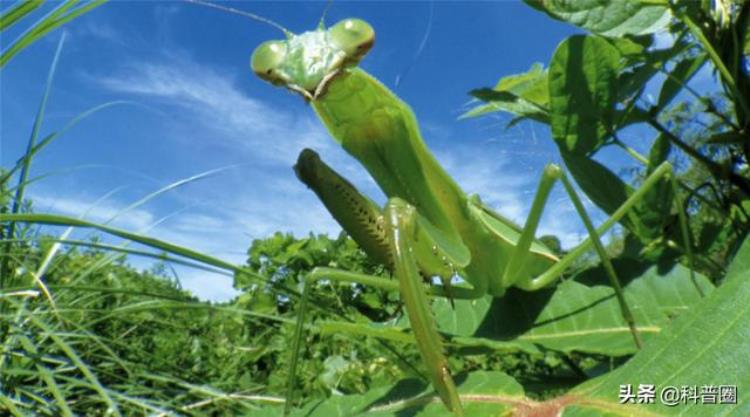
[647,118,750,196]
[680,14,750,116]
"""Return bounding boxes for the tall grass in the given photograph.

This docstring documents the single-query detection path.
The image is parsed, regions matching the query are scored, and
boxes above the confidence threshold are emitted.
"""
[0,21,295,415]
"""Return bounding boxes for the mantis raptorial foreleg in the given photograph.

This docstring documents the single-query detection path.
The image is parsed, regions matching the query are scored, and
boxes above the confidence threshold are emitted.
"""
[289,151,470,414]
[383,198,463,414]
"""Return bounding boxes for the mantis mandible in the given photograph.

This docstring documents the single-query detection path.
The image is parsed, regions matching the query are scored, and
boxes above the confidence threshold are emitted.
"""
[192,2,694,414]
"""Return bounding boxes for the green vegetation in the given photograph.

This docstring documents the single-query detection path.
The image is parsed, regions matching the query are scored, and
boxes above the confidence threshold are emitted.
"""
[1,0,749,416]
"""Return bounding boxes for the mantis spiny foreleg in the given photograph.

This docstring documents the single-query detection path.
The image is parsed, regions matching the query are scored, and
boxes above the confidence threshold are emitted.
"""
[289,149,470,415]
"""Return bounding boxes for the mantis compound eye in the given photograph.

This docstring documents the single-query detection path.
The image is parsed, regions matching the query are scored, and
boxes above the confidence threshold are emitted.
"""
[251,40,287,83]
[329,18,374,61]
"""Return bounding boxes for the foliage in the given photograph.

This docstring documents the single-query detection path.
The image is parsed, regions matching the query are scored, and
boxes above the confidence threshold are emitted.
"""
[465,0,750,280]
[1,1,749,416]
[235,232,408,400]
[0,232,281,415]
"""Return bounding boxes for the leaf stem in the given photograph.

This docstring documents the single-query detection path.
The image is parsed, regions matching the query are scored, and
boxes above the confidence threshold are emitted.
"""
[647,118,750,196]
[680,13,750,116]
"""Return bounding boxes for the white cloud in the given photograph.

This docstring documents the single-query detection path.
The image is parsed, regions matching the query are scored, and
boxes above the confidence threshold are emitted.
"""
[173,266,238,303]
[93,57,334,166]
[31,193,155,231]
[77,21,126,45]
[436,146,528,220]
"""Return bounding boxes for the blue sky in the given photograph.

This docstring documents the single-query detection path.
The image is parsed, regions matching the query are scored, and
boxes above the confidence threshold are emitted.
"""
[2,2,682,301]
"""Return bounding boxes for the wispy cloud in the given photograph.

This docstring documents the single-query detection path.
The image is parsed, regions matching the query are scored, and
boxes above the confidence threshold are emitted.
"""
[77,21,126,46]
[93,57,334,166]
[436,146,528,220]
[31,193,155,231]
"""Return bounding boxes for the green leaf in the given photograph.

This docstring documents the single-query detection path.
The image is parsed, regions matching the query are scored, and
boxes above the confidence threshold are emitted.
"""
[289,371,524,416]
[525,0,672,37]
[281,238,748,416]
[724,236,750,283]
[633,135,674,240]
[437,260,712,356]
[549,35,621,155]
[648,135,671,172]
[616,39,692,118]
[1,0,107,68]
[567,236,750,416]
[608,36,650,58]
[493,62,549,103]
[461,63,549,123]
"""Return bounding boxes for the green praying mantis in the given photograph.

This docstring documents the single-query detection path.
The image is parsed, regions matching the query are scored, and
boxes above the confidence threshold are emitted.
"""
[191,2,695,415]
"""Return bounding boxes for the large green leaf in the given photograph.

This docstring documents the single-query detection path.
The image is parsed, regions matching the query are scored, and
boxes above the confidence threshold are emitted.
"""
[436,260,712,356]
[525,0,672,37]
[566,236,750,416]
[285,371,524,417]
[549,35,621,155]
[370,257,711,357]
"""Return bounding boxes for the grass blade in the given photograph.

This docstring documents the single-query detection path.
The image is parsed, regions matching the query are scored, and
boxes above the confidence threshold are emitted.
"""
[0,0,44,31]
[0,101,131,187]
[0,212,272,286]
[1,32,65,289]
[0,0,107,68]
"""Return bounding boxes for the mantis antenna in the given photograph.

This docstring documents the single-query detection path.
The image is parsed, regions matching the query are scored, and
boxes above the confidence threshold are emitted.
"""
[395,0,434,87]
[184,0,292,37]
[317,0,334,29]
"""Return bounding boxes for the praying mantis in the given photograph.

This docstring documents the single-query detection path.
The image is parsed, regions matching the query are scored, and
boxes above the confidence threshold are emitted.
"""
[193,2,695,415]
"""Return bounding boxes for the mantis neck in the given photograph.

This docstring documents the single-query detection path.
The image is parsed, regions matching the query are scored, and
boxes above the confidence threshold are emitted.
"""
[311,68,470,237]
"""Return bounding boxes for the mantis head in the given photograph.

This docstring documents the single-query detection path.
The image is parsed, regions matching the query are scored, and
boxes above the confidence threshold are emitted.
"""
[251,19,375,100]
